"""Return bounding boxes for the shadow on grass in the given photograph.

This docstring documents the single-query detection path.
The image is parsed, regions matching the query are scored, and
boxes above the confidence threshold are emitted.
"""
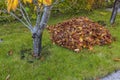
[20,44,52,63]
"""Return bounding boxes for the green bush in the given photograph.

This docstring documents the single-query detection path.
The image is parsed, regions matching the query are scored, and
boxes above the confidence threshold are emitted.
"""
[0,0,15,23]
[53,0,107,13]
[0,0,112,23]
[105,0,114,8]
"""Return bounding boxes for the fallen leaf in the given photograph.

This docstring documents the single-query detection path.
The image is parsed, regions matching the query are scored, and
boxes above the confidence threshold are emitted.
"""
[8,50,13,56]
[100,12,107,16]
[74,49,80,53]
[40,56,45,61]
[6,74,10,80]
[89,46,93,51]
[47,77,51,80]
[113,58,120,62]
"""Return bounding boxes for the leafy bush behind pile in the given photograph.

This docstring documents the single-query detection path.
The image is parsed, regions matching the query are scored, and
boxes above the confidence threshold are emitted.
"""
[0,0,114,23]
[53,0,108,13]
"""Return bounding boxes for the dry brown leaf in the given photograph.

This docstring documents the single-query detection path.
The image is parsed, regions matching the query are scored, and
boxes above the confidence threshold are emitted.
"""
[6,74,10,80]
[74,49,80,53]
[113,58,120,62]
[40,56,45,61]
[8,50,13,56]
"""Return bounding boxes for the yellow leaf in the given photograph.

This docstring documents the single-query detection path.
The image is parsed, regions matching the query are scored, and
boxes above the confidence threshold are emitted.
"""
[113,58,120,62]
[7,0,13,12]
[74,49,80,53]
[7,0,19,12]
[12,0,18,11]
[6,0,52,12]
[79,37,83,42]
[89,46,93,51]
[34,6,37,11]
[28,0,32,3]
[23,0,32,4]
[23,0,26,4]
[44,0,52,5]
[38,0,52,5]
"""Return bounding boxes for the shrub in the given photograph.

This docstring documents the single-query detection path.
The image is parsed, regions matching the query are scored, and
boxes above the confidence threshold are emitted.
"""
[0,0,14,23]
[53,0,107,13]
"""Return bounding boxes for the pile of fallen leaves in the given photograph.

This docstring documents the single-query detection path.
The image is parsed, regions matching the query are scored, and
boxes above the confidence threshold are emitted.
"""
[48,17,112,52]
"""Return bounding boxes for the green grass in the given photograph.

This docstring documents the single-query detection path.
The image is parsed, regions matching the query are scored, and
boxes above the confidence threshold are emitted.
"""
[1,10,120,80]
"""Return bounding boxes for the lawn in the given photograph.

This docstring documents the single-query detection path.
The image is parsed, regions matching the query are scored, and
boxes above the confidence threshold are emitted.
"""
[0,9,120,80]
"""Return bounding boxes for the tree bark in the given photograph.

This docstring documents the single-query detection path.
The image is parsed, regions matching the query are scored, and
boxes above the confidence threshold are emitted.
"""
[32,6,52,57]
[32,30,43,57]
[110,0,120,24]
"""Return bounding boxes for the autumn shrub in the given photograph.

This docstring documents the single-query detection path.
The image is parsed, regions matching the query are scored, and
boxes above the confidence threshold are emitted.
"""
[53,0,107,13]
[0,0,114,23]
[105,0,114,8]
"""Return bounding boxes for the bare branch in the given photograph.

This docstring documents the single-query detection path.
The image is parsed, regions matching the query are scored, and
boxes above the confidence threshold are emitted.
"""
[52,0,60,6]
[1,9,33,32]
[9,12,33,31]
[36,4,43,27]
[39,6,52,29]
[20,2,32,25]
[33,6,52,34]
[19,3,33,30]
[0,15,11,18]
[0,9,7,13]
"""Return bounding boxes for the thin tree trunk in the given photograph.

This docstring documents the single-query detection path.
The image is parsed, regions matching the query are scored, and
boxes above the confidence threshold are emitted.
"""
[32,6,52,57]
[110,0,120,24]
[32,30,43,57]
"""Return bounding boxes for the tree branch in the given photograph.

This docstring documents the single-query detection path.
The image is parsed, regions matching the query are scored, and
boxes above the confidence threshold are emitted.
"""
[36,2,43,27]
[0,10,30,30]
[9,12,33,31]
[20,2,32,25]
[32,6,52,34]
[39,6,52,29]
[19,3,33,30]
[52,0,62,6]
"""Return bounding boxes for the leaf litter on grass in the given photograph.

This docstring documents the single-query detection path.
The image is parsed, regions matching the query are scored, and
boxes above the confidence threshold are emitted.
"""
[48,17,113,52]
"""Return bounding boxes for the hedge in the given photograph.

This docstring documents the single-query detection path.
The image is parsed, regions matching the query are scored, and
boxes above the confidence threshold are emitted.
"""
[0,0,114,23]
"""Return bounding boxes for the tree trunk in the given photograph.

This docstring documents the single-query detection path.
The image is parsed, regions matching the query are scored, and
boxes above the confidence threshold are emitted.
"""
[110,0,120,24]
[32,30,43,57]
[32,6,52,57]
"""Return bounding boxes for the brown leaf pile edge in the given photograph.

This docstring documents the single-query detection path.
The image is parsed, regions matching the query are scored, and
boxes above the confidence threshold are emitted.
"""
[47,17,113,52]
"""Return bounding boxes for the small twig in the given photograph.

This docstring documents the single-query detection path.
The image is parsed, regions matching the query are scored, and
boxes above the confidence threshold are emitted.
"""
[0,15,11,18]
[52,0,59,5]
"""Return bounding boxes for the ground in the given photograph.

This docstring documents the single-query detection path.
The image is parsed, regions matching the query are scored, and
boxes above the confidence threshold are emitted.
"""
[0,9,120,80]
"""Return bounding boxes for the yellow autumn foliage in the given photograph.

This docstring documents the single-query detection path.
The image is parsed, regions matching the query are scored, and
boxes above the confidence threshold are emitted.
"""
[7,0,19,12]
[38,0,52,5]
[6,0,52,12]
[23,0,32,4]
